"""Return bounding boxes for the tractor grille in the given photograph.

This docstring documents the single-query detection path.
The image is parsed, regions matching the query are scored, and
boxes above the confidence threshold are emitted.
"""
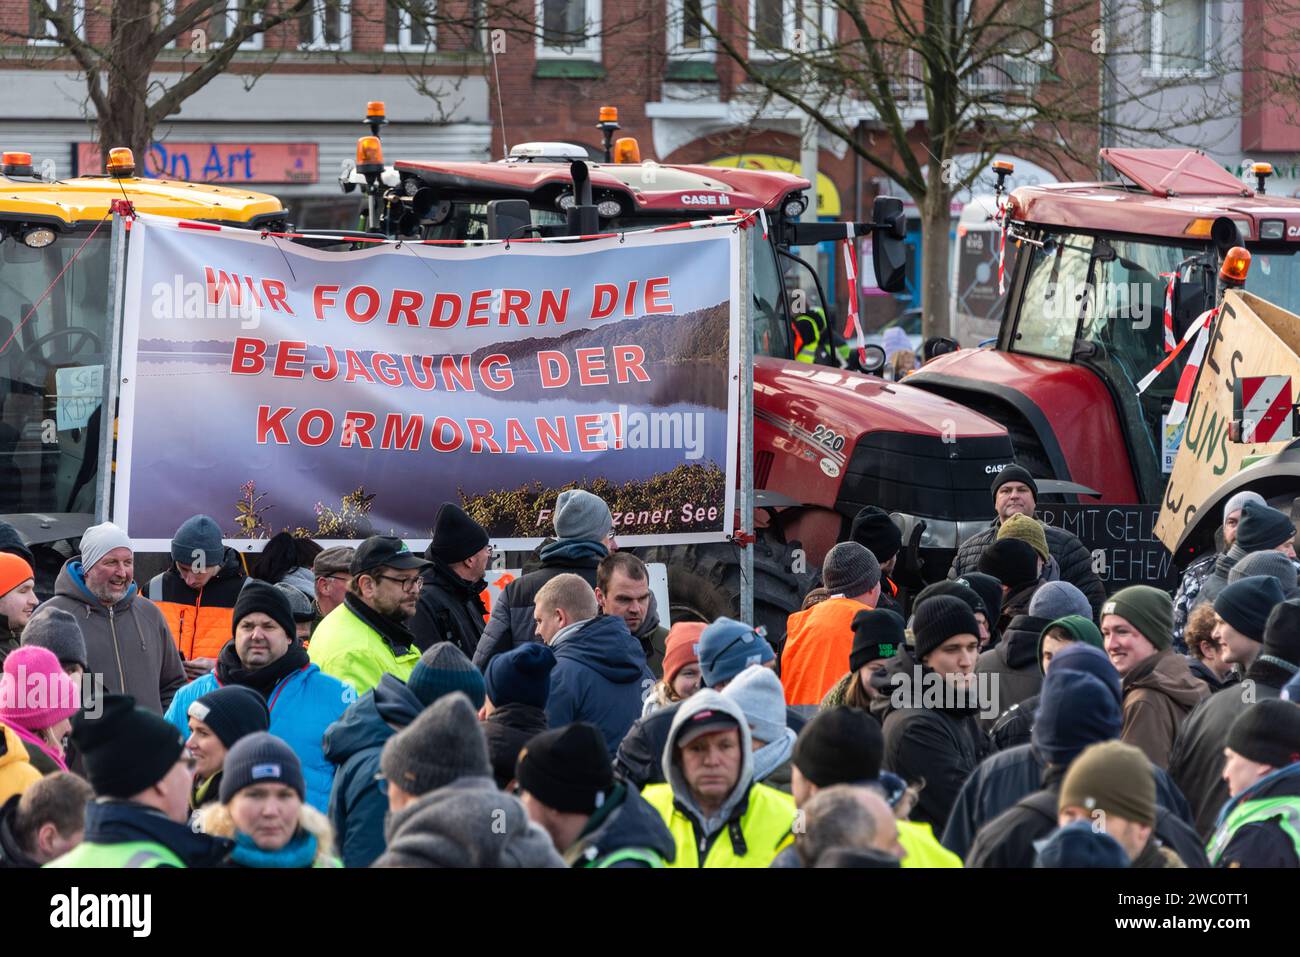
[835,431,1015,521]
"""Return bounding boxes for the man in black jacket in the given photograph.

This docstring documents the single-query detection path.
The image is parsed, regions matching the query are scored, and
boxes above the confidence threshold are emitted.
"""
[878,596,991,832]
[472,490,615,670]
[411,503,492,656]
[949,465,1106,617]
[1169,591,1299,839]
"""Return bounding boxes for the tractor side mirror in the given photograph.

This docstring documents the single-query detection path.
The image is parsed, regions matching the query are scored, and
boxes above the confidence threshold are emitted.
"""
[1171,269,1211,335]
[871,196,907,294]
[486,199,533,240]
[859,343,887,374]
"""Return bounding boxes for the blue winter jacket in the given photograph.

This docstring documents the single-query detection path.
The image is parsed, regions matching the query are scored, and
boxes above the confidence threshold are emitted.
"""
[321,673,424,868]
[165,664,356,814]
[547,615,655,754]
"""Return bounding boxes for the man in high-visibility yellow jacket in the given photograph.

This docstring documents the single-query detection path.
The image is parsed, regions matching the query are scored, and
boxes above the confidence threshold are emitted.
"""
[642,690,796,867]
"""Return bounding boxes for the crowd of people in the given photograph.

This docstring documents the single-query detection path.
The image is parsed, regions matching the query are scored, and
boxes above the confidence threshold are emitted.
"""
[1,471,1299,869]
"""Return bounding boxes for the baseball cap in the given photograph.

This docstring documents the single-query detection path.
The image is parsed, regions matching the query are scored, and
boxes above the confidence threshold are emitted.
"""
[350,536,431,575]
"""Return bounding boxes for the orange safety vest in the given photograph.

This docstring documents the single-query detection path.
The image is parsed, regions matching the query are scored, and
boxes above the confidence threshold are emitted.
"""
[781,596,873,707]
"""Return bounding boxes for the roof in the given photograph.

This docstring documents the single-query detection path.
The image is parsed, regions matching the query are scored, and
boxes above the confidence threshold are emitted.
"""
[1009,150,1300,242]
[0,174,286,227]
[393,159,809,214]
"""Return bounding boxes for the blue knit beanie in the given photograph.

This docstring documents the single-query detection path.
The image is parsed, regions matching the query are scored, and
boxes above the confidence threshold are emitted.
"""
[484,642,556,710]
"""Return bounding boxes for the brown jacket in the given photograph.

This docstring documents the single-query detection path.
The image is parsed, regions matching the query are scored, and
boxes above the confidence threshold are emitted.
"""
[1119,649,1209,769]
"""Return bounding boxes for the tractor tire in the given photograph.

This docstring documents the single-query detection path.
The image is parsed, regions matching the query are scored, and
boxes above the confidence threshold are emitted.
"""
[635,537,812,655]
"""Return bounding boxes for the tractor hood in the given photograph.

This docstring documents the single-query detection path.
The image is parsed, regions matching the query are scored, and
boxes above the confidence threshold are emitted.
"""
[907,347,1140,502]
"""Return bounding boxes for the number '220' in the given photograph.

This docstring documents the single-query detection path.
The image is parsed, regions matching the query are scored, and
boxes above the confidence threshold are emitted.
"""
[811,424,845,452]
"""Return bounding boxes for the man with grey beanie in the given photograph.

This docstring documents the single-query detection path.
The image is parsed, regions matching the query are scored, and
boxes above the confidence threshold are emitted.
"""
[37,522,186,714]
[472,489,616,671]
[782,542,881,715]
[975,580,1092,732]
[373,692,563,867]
[21,607,88,676]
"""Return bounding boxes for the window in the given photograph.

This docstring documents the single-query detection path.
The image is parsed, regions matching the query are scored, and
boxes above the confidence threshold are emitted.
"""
[386,0,435,50]
[752,234,793,359]
[748,0,835,59]
[536,0,600,58]
[1148,0,1211,75]
[300,0,349,50]
[1009,232,1091,361]
[668,0,715,57]
[28,0,86,45]
[208,2,265,51]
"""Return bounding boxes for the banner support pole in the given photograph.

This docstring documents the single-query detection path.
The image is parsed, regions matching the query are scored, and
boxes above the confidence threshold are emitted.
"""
[739,225,755,625]
[95,211,128,524]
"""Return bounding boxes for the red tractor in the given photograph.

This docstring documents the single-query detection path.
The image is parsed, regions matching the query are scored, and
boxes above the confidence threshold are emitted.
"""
[907,148,1300,570]
[341,105,1015,642]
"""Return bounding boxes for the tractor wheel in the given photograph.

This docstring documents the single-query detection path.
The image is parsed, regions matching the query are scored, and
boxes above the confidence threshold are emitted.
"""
[636,536,812,656]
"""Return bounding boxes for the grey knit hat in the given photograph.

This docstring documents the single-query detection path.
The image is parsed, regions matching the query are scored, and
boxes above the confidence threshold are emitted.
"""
[1028,581,1092,622]
[171,514,224,568]
[380,692,491,797]
[21,607,88,670]
[274,581,316,623]
[1229,550,1299,591]
[553,489,613,542]
[822,542,881,598]
[1224,490,1266,526]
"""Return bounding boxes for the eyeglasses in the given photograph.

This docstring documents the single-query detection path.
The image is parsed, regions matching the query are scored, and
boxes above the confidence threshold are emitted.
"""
[373,573,423,592]
[317,573,350,584]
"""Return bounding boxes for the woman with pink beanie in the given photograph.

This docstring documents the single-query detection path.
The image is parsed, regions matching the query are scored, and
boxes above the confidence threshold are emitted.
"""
[0,645,82,774]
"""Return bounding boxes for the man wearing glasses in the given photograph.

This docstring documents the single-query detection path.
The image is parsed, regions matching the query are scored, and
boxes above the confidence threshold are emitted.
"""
[308,537,430,695]
[312,547,356,621]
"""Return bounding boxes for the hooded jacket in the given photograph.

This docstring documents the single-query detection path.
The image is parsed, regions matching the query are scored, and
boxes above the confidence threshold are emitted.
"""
[1120,649,1210,769]
[1208,762,1300,868]
[950,520,1105,617]
[547,614,654,753]
[471,539,605,670]
[483,702,548,790]
[1168,664,1285,840]
[374,774,565,868]
[615,698,807,790]
[146,547,247,661]
[564,779,677,867]
[164,647,355,814]
[0,724,40,806]
[410,558,488,658]
[1187,657,1238,694]
[322,673,424,868]
[940,742,1193,859]
[781,596,873,708]
[873,652,991,833]
[975,613,1046,731]
[641,691,796,868]
[39,560,186,714]
[46,799,232,868]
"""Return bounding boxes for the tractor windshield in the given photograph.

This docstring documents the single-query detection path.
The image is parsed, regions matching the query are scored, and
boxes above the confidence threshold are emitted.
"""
[0,232,111,514]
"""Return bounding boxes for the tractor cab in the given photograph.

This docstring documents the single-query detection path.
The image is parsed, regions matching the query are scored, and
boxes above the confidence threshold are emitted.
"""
[0,148,286,573]
[910,148,1300,508]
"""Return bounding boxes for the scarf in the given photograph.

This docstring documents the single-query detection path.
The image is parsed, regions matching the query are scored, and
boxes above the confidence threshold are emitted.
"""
[752,729,796,783]
[229,829,318,869]
[215,639,311,699]
[6,721,68,772]
[539,539,608,564]
[343,593,418,656]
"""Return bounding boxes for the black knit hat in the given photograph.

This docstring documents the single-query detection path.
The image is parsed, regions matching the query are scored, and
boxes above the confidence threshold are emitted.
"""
[219,732,305,803]
[233,579,298,643]
[792,708,884,787]
[849,507,902,565]
[188,686,270,749]
[914,580,987,618]
[516,722,615,815]
[991,464,1039,500]
[978,538,1040,590]
[850,609,904,672]
[71,694,184,799]
[427,503,490,566]
[962,573,1003,625]
[1260,599,1300,671]
[1226,700,1300,769]
[1236,501,1296,553]
[912,595,981,661]
[1214,576,1285,643]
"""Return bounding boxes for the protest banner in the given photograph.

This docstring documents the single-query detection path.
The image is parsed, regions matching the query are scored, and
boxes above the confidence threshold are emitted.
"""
[111,213,741,549]
[1037,504,1177,592]
[1155,291,1300,549]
